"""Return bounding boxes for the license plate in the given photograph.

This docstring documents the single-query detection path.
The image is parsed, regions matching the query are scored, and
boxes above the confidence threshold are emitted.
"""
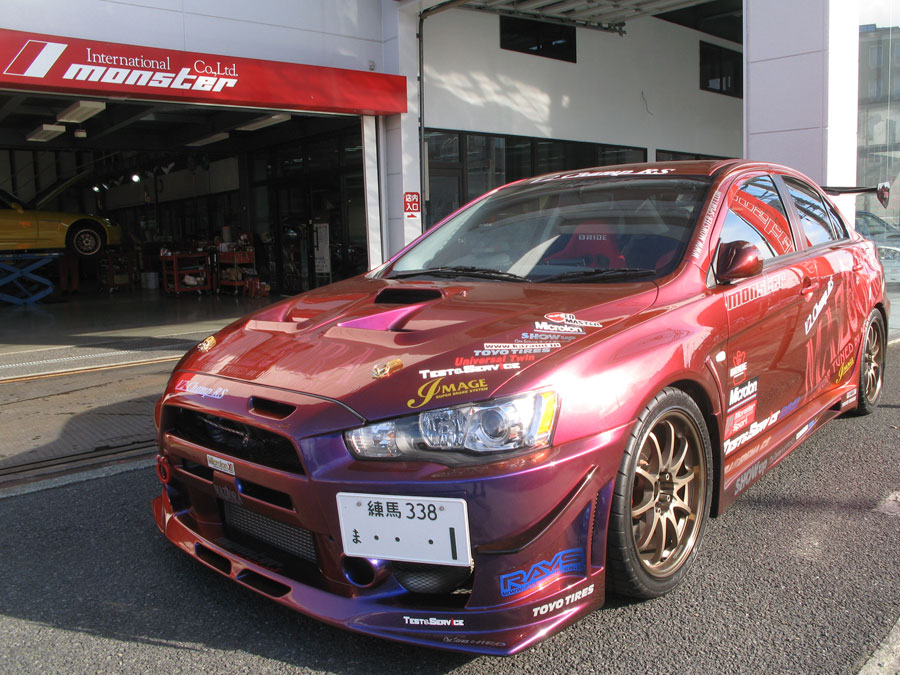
[336,492,471,567]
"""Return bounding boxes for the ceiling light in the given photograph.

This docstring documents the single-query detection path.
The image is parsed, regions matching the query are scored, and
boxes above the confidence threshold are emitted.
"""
[74,128,87,139]
[235,113,290,132]
[186,131,230,147]
[57,100,106,123]
[131,174,141,183]
[91,185,100,192]
[26,124,66,142]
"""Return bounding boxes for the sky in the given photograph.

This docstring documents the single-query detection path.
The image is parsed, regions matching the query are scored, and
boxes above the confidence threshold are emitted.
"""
[861,0,899,28]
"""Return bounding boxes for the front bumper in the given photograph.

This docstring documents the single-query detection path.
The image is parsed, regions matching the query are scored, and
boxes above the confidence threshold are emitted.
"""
[152,376,627,654]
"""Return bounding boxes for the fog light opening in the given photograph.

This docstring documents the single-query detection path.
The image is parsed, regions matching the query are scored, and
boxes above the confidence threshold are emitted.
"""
[342,556,388,588]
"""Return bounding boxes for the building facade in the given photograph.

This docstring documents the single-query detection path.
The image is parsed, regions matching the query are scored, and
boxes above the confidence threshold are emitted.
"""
[0,0,891,292]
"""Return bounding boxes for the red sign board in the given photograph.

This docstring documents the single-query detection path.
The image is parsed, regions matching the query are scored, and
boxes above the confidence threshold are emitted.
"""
[404,192,420,213]
[0,28,407,116]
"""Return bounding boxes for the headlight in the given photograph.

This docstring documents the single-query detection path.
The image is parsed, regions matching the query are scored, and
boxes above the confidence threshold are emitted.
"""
[345,391,558,464]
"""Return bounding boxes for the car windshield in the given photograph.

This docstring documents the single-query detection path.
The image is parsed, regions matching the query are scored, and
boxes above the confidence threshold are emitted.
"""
[385,176,712,283]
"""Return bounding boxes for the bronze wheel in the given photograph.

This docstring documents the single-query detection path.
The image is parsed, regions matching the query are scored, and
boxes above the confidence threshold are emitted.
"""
[853,309,886,416]
[631,409,707,577]
[607,388,712,598]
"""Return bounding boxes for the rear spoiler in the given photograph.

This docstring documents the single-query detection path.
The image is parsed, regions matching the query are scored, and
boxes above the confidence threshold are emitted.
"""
[821,182,890,208]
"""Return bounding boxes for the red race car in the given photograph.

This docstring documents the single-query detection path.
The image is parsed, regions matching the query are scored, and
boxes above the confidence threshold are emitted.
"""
[153,160,888,654]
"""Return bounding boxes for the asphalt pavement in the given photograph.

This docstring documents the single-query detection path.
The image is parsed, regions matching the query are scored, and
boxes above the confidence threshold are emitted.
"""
[0,347,898,674]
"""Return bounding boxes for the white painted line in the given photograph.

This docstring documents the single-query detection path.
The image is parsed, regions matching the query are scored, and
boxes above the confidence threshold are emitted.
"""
[875,491,900,517]
[859,615,900,674]
[0,341,192,369]
[0,327,217,357]
[0,457,155,501]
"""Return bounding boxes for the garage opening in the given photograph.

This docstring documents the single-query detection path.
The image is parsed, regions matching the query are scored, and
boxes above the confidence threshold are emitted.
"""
[0,94,368,298]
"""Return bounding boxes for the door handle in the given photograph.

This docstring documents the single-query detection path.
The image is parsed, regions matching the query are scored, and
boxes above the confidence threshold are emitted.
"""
[799,277,819,297]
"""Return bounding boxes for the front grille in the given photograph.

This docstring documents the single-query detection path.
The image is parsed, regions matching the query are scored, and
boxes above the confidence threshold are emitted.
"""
[164,405,303,474]
[223,502,317,564]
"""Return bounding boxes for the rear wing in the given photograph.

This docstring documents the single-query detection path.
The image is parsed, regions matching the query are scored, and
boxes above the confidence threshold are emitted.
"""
[821,182,890,208]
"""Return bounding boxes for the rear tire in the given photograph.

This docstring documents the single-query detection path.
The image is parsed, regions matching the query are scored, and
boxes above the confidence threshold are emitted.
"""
[606,387,712,598]
[851,309,886,416]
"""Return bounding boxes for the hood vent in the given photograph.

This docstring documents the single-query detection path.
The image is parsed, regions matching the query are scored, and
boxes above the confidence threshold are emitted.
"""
[374,287,443,305]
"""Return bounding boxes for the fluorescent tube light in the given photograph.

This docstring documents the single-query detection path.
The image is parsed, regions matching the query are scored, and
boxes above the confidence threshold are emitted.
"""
[186,131,230,147]
[26,124,66,142]
[235,113,291,132]
[57,100,106,123]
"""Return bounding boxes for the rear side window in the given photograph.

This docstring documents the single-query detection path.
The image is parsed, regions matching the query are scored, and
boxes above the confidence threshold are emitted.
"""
[825,202,849,239]
[783,176,838,246]
[718,175,794,261]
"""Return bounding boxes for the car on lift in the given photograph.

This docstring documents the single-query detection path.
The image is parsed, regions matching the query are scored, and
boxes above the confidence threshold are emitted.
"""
[0,175,120,257]
[152,160,888,655]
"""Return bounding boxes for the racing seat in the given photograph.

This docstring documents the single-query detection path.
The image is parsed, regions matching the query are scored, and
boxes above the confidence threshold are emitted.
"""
[619,234,680,272]
[543,222,625,268]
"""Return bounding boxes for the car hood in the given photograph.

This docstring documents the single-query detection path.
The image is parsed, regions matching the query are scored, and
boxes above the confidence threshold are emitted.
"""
[29,169,92,210]
[182,276,658,421]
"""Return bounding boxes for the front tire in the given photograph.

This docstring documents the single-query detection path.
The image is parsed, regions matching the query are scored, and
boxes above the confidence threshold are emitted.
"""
[606,387,712,598]
[68,223,105,258]
[852,309,886,416]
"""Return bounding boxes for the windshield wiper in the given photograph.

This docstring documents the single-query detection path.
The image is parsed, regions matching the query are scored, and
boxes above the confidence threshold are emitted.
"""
[387,266,532,282]
[538,267,656,283]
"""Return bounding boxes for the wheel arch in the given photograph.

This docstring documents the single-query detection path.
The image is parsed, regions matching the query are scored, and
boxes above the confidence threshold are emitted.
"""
[666,378,723,518]
[875,301,889,335]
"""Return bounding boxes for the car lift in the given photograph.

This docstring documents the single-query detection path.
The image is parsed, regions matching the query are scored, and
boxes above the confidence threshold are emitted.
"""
[0,252,61,305]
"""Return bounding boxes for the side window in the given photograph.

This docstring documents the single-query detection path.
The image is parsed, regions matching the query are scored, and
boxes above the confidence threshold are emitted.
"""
[718,175,793,263]
[719,210,776,259]
[783,176,838,246]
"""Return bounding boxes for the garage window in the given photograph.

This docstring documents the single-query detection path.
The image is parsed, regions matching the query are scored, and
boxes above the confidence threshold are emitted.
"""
[700,41,742,97]
[500,16,576,63]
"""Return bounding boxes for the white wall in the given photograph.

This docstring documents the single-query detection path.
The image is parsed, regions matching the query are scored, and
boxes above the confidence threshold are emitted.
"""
[744,0,858,188]
[381,0,422,252]
[422,9,743,159]
[3,0,387,74]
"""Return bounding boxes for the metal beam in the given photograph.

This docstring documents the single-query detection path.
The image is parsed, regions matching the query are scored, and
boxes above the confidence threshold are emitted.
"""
[85,104,161,142]
[422,0,470,19]
[511,0,570,11]
[0,95,26,124]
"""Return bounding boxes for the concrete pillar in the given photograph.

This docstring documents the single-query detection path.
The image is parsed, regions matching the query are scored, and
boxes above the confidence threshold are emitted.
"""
[361,115,384,269]
[381,0,424,256]
[744,0,859,201]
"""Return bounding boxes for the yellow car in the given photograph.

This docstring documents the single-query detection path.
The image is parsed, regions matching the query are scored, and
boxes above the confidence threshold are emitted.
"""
[0,181,120,258]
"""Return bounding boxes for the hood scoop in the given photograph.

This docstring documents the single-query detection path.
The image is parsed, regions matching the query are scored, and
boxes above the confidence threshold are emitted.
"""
[337,286,457,332]
[374,287,443,305]
[337,303,425,331]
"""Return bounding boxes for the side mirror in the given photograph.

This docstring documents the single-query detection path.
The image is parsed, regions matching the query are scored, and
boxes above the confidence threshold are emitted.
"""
[716,240,763,282]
